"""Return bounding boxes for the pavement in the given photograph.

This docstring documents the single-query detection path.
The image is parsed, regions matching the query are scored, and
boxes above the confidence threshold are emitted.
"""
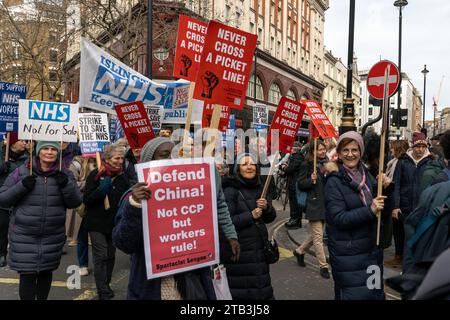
[285,218,402,299]
[0,198,403,300]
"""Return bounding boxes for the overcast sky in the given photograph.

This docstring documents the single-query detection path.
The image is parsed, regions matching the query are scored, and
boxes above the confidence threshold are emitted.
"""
[324,0,450,121]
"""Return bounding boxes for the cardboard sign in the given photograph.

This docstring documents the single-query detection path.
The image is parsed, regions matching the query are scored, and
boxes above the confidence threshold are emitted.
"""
[0,82,27,133]
[301,100,337,139]
[115,101,155,149]
[79,38,189,114]
[163,99,203,125]
[136,157,219,280]
[173,15,208,81]
[268,97,306,154]
[145,105,164,132]
[253,102,269,131]
[193,21,257,109]
[78,113,110,154]
[18,100,78,142]
[202,103,231,132]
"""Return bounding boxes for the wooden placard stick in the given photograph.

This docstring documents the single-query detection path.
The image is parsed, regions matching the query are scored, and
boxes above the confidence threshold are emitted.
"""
[260,153,277,200]
[5,132,10,162]
[313,137,318,184]
[59,131,63,171]
[376,65,391,246]
[203,104,222,158]
[181,82,196,157]
[96,151,110,210]
[29,132,33,176]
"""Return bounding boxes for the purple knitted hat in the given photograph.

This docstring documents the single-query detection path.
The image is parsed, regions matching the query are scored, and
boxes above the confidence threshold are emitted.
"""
[336,131,364,155]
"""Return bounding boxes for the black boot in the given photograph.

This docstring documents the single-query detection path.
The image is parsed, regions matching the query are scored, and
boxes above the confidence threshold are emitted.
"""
[285,218,301,229]
[320,267,330,279]
[293,250,306,267]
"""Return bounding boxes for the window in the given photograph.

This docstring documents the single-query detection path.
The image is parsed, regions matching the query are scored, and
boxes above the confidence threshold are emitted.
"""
[258,28,263,47]
[269,82,282,105]
[287,89,297,101]
[49,50,58,63]
[277,40,281,58]
[250,22,255,34]
[225,5,231,21]
[369,108,373,116]
[247,75,264,100]
[235,12,241,28]
[49,71,58,82]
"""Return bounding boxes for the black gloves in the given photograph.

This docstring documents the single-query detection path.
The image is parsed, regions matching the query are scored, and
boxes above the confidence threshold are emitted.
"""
[54,170,69,188]
[22,175,37,191]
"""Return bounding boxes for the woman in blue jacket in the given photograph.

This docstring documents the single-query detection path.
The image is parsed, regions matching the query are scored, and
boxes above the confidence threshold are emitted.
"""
[324,131,391,300]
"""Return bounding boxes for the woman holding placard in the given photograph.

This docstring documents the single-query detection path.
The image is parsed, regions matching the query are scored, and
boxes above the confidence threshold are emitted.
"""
[293,140,330,279]
[324,131,391,300]
[83,143,130,300]
[0,141,82,300]
[221,153,276,300]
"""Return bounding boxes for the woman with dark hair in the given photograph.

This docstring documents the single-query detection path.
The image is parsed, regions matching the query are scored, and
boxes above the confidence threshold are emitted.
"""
[221,153,276,300]
[325,131,391,300]
[293,140,330,278]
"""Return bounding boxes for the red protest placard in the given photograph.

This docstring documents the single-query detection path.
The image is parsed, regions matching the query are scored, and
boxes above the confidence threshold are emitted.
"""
[193,20,257,109]
[173,15,208,81]
[136,158,220,280]
[267,97,306,154]
[114,101,155,150]
[301,100,337,139]
[202,103,231,132]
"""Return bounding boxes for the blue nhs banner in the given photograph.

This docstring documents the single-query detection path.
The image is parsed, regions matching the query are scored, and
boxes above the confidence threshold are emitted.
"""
[18,99,79,142]
[0,81,27,133]
[80,38,189,114]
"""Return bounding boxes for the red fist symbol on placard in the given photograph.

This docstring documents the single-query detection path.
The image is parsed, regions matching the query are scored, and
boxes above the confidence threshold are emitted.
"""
[201,71,219,99]
[179,54,192,76]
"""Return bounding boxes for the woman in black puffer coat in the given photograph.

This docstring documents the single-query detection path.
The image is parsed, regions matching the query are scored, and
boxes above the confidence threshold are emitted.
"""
[221,153,276,300]
[324,132,392,300]
[0,141,82,300]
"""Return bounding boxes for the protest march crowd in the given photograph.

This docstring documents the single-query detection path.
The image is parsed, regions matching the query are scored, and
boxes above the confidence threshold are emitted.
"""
[0,127,449,301]
[0,14,449,302]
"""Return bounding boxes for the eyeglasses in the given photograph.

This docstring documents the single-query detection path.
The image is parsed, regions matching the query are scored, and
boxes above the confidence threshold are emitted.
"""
[341,148,360,156]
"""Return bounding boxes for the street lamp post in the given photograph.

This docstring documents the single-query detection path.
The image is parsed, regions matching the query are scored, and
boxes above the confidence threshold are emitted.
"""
[421,64,429,135]
[339,0,357,135]
[394,0,408,140]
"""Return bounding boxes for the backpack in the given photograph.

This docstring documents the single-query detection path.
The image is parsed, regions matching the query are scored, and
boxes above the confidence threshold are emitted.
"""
[386,195,450,299]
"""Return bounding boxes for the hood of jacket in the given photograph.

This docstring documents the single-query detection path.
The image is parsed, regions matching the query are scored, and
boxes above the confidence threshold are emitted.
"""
[405,149,432,166]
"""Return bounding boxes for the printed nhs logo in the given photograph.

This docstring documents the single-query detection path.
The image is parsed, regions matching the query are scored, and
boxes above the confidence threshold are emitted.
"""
[28,100,70,122]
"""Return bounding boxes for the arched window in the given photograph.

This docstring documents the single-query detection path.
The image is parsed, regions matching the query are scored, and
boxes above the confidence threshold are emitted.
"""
[268,82,282,104]
[246,75,264,100]
[286,89,297,101]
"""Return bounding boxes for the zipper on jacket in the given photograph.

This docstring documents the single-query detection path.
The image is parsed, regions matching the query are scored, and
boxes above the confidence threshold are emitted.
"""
[37,176,49,272]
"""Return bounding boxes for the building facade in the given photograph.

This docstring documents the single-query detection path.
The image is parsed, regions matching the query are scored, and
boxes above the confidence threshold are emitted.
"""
[0,0,67,100]
[323,49,361,130]
[359,70,422,141]
[64,0,329,131]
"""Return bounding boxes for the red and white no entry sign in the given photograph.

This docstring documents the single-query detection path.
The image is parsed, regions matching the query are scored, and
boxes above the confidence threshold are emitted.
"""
[367,60,400,100]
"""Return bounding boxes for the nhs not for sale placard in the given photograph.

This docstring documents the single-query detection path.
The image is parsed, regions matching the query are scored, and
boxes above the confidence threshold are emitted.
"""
[18,100,78,142]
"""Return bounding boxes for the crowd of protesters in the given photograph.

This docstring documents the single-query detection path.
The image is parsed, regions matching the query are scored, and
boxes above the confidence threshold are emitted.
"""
[0,126,449,300]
